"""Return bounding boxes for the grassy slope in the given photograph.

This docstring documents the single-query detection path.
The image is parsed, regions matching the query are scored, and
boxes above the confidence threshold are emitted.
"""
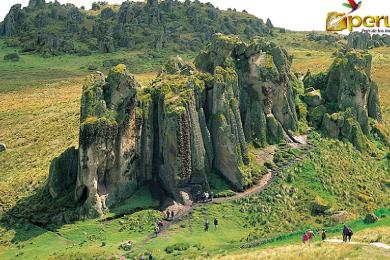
[0,32,389,259]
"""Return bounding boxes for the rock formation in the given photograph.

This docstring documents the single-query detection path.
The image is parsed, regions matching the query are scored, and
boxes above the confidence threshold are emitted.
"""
[1,4,25,37]
[303,48,382,151]
[347,32,390,50]
[47,34,304,217]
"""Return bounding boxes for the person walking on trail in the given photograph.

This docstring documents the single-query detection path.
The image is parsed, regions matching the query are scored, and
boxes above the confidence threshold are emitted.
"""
[302,230,314,243]
[171,211,175,220]
[166,210,170,220]
[204,219,209,231]
[343,225,353,242]
[154,224,160,237]
[347,227,353,242]
[213,217,218,229]
[210,191,214,201]
[302,232,309,243]
[321,229,327,241]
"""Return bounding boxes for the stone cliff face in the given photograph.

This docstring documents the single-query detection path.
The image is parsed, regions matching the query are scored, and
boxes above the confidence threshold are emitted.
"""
[48,34,381,218]
[303,48,382,151]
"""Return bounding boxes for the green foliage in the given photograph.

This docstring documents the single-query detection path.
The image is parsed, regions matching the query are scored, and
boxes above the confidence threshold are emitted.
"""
[303,70,328,91]
[207,171,235,198]
[118,210,162,233]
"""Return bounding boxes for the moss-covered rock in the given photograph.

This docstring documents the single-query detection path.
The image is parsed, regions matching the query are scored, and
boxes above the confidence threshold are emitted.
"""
[311,196,331,215]
[308,105,327,128]
[303,89,322,107]
[363,213,379,224]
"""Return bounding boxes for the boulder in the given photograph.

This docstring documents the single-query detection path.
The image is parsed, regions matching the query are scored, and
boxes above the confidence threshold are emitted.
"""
[308,105,327,128]
[303,90,322,107]
[0,143,6,152]
[4,53,19,61]
[322,113,340,139]
[311,196,331,215]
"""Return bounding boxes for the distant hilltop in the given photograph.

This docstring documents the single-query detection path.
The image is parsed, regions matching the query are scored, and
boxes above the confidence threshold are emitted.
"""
[0,0,274,56]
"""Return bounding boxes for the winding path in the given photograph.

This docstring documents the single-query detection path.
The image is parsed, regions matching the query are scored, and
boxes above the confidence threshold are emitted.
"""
[326,239,390,250]
[141,138,315,244]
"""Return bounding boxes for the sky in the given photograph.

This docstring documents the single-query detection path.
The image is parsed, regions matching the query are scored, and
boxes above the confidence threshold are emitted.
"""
[0,0,389,32]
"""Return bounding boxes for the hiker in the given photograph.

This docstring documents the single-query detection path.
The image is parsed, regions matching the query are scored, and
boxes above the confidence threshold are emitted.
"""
[214,217,218,229]
[302,230,314,243]
[302,232,309,243]
[154,224,160,237]
[347,227,353,242]
[196,191,201,202]
[204,192,209,201]
[210,191,214,201]
[342,225,353,242]
[321,229,327,241]
[148,253,154,260]
[158,220,164,228]
[166,210,170,220]
[204,219,209,231]
[171,210,175,219]
[307,230,315,242]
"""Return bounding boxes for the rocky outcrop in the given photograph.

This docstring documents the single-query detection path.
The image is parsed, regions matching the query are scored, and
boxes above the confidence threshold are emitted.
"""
[266,18,274,29]
[348,32,390,50]
[307,33,341,44]
[347,32,371,50]
[1,4,25,37]
[303,48,382,151]
[47,34,306,217]
[28,0,46,8]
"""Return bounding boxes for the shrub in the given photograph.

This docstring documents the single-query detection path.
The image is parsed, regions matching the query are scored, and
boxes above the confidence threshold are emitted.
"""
[363,213,379,224]
[87,62,98,71]
[165,242,190,254]
[4,53,20,61]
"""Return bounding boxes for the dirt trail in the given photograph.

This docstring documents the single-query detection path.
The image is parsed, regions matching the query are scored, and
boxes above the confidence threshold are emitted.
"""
[142,137,314,244]
[326,239,390,249]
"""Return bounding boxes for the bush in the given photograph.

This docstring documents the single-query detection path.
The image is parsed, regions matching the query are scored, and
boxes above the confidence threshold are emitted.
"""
[4,53,20,61]
[311,196,331,215]
[4,38,20,47]
[87,62,98,71]
[77,47,92,56]
[364,213,379,224]
[165,242,190,254]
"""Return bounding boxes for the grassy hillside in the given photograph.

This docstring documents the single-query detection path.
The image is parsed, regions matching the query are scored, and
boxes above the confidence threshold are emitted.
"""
[0,29,389,259]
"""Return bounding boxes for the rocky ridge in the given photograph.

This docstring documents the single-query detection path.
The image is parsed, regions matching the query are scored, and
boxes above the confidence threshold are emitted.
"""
[47,34,305,217]
[47,34,382,219]
[303,48,382,151]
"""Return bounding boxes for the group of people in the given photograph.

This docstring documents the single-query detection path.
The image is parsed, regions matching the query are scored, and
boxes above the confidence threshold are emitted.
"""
[204,217,219,231]
[165,210,175,221]
[153,220,164,237]
[195,190,214,203]
[302,225,353,243]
